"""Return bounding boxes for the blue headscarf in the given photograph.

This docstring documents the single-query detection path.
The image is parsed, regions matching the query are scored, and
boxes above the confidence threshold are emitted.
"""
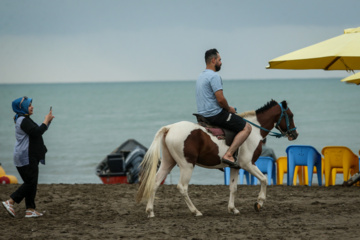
[12,96,33,123]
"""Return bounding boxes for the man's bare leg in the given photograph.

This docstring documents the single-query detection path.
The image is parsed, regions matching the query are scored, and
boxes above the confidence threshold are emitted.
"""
[222,123,252,164]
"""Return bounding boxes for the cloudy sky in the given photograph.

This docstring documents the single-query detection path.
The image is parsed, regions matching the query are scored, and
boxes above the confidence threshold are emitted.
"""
[0,0,359,84]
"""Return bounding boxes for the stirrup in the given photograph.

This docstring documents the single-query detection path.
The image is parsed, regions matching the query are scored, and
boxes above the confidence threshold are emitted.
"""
[222,158,239,168]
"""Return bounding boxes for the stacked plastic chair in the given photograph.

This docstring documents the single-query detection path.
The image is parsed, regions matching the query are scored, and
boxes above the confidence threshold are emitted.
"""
[239,168,252,185]
[321,146,359,187]
[286,145,322,186]
[276,156,315,185]
[224,167,251,185]
[224,156,276,185]
[251,156,276,185]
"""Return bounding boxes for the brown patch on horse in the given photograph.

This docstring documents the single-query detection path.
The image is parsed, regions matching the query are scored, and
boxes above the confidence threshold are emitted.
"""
[183,129,221,167]
[251,140,262,164]
[256,105,281,138]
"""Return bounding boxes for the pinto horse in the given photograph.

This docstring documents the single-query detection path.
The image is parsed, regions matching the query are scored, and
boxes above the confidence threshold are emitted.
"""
[137,100,298,218]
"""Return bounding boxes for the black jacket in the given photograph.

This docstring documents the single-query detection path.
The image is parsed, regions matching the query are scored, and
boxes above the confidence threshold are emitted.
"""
[21,116,48,163]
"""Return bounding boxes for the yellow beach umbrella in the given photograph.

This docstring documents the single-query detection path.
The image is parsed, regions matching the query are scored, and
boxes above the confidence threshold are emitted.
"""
[267,27,360,71]
[341,72,360,85]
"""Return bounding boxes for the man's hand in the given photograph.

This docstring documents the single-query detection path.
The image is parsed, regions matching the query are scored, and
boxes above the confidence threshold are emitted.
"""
[228,107,237,114]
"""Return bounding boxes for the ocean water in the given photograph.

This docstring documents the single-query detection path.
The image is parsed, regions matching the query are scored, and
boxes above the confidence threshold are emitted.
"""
[0,78,359,185]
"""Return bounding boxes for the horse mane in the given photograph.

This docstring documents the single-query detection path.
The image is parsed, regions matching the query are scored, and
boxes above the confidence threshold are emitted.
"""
[255,99,280,114]
[238,100,287,117]
[238,110,256,118]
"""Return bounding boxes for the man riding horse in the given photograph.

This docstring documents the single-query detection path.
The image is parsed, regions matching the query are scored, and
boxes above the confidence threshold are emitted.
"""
[196,48,252,167]
[136,49,298,218]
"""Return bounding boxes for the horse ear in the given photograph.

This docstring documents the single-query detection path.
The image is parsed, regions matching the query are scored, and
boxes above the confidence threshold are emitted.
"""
[281,101,287,109]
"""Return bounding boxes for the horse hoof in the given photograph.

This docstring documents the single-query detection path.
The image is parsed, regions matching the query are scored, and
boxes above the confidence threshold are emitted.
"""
[195,211,203,217]
[228,208,240,215]
[254,202,261,212]
[147,210,155,218]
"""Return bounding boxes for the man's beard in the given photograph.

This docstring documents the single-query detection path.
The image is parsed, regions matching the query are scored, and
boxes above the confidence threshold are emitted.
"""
[215,64,221,72]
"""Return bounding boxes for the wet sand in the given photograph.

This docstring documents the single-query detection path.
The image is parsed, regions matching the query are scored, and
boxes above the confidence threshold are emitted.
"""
[1,184,359,239]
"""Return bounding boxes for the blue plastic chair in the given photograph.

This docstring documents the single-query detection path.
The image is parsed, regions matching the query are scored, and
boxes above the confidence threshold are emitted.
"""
[224,167,231,185]
[239,169,252,185]
[286,145,322,186]
[252,156,277,185]
[224,156,276,185]
[224,167,252,185]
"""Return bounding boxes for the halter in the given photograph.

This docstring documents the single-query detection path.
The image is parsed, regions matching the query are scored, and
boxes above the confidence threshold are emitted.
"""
[243,103,297,138]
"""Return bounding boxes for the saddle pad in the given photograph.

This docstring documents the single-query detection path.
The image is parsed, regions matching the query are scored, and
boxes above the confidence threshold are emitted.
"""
[206,127,225,138]
[193,113,235,146]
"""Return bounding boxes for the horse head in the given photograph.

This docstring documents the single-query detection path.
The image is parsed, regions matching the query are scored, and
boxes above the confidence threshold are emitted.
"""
[275,101,298,141]
[254,100,298,140]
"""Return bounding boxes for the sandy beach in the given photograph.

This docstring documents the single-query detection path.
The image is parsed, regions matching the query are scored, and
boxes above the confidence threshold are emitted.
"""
[1,184,359,239]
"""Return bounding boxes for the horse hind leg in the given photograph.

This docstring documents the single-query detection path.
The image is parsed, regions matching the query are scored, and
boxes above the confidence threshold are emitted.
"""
[177,163,203,217]
[146,142,176,218]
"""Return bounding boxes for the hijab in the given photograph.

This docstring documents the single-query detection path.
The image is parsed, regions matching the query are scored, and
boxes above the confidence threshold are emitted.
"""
[12,96,33,123]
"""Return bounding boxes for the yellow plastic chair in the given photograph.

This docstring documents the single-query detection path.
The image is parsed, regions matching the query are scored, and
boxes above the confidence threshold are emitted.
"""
[322,146,359,187]
[276,156,307,185]
[299,158,343,185]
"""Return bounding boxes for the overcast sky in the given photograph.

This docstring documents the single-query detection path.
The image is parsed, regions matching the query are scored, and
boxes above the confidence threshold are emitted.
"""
[0,0,359,84]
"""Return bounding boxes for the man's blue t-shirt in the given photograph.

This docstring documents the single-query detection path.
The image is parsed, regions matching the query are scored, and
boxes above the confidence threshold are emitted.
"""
[196,69,223,117]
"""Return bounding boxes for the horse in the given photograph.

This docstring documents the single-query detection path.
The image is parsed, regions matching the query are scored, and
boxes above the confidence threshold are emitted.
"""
[136,100,298,218]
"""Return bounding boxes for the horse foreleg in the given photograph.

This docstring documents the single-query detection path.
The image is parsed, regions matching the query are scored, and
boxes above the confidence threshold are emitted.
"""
[228,168,240,215]
[243,163,267,212]
[177,165,202,217]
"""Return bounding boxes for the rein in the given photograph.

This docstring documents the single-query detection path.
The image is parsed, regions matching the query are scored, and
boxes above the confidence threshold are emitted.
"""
[243,103,296,138]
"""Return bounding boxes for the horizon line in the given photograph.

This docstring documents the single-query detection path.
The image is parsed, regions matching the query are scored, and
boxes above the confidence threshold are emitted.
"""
[0,77,341,85]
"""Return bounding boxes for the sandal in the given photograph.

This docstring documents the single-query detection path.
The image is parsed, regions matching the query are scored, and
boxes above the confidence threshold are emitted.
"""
[25,210,43,218]
[2,200,16,217]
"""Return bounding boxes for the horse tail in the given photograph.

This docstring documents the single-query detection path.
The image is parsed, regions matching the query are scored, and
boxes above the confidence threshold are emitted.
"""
[136,125,169,203]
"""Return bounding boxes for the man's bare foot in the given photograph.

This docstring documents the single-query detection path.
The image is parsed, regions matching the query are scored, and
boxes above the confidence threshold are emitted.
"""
[222,155,235,162]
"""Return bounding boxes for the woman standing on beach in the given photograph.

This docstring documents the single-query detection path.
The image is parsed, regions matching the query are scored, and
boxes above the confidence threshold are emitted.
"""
[2,96,54,218]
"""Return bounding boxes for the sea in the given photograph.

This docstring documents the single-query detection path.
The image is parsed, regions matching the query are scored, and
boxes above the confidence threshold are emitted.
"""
[0,78,359,185]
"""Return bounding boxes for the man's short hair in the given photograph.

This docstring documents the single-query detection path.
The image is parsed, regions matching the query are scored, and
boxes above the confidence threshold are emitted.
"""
[205,48,219,64]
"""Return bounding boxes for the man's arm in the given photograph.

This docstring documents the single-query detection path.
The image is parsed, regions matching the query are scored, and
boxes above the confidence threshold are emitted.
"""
[214,90,236,113]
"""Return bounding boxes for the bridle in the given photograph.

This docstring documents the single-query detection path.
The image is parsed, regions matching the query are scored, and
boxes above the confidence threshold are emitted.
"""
[274,103,297,138]
[243,103,297,138]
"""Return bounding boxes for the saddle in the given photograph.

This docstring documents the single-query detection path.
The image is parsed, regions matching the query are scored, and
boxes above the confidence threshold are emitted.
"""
[193,114,236,146]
